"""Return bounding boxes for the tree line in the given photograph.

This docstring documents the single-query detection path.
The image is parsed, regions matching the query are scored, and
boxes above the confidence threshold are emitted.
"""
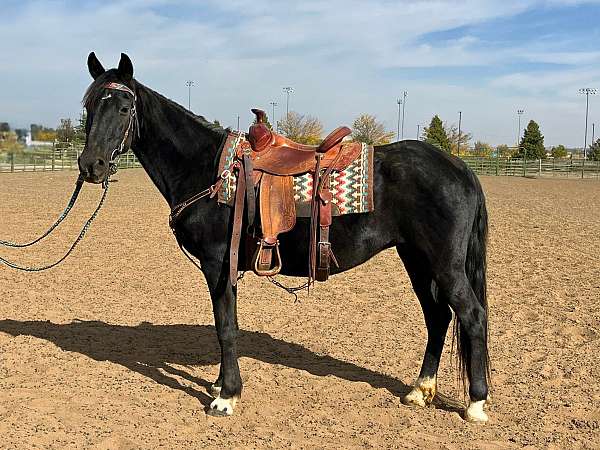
[3,110,600,161]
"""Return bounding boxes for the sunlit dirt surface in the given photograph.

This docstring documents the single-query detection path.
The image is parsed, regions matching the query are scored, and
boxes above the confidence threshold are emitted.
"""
[1,170,599,449]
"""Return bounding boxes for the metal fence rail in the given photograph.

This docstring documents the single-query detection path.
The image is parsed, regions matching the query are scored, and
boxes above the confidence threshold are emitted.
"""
[1,146,599,179]
[462,156,600,178]
[0,145,141,173]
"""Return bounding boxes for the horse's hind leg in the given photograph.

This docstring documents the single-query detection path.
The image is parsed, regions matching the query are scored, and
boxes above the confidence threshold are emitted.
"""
[435,268,489,422]
[398,246,452,408]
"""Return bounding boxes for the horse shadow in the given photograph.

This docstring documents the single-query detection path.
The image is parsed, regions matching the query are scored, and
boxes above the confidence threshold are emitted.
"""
[0,319,463,413]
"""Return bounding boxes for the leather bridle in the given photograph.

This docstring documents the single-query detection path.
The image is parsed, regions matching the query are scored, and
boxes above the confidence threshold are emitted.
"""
[100,82,139,175]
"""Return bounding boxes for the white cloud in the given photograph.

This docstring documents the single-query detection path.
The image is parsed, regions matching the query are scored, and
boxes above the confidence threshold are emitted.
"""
[1,0,600,146]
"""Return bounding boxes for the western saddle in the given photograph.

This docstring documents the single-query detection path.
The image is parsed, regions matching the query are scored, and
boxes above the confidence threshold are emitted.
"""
[228,109,361,287]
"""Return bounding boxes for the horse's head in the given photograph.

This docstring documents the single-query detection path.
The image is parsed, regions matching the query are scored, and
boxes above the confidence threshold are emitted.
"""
[78,52,137,184]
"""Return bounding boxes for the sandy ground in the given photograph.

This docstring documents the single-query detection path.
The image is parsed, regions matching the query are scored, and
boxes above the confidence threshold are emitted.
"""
[0,169,598,449]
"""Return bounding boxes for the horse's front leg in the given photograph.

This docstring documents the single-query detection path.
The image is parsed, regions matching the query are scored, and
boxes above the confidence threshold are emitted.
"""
[205,266,242,416]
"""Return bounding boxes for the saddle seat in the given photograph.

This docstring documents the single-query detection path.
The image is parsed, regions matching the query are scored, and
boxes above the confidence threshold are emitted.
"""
[230,109,362,286]
[248,109,354,176]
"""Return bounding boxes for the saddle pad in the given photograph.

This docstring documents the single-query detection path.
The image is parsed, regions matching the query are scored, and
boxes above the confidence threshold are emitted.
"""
[216,133,375,217]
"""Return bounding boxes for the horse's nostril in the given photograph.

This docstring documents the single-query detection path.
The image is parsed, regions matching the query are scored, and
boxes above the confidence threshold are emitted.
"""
[97,159,105,167]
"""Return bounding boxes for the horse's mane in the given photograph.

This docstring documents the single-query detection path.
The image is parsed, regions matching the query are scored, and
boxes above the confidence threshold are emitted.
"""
[82,70,228,137]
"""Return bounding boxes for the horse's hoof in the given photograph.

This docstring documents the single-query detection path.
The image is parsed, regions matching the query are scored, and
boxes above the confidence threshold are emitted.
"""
[209,383,222,398]
[402,377,436,407]
[402,388,427,407]
[207,396,238,417]
[206,407,231,417]
[465,400,488,423]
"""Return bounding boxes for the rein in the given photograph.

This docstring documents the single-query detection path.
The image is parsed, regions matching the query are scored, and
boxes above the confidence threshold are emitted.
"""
[0,179,110,272]
[0,82,135,272]
[0,176,84,248]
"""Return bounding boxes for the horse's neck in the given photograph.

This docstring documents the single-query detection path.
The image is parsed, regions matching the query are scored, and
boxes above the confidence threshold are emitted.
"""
[131,84,226,208]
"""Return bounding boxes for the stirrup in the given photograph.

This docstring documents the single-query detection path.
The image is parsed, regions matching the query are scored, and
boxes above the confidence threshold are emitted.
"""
[253,239,282,276]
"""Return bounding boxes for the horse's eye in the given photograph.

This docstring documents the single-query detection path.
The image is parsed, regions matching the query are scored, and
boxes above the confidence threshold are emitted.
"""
[120,107,129,114]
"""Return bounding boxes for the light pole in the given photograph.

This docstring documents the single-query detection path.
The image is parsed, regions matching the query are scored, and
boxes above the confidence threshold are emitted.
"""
[579,88,597,159]
[401,91,407,139]
[592,123,596,146]
[283,87,294,118]
[185,80,194,110]
[237,115,240,131]
[397,99,401,141]
[457,111,462,156]
[269,101,278,128]
[517,109,524,147]
[417,124,421,140]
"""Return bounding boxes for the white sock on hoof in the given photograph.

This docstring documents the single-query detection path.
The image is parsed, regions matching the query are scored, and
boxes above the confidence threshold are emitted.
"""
[465,399,488,423]
[402,376,436,407]
[209,396,238,416]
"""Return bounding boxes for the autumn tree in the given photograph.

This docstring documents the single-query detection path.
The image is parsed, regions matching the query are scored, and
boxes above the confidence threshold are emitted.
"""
[472,140,493,156]
[515,120,545,159]
[30,124,56,142]
[0,131,23,152]
[444,123,472,155]
[551,144,567,159]
[57,118,75,142]
[278,111,323,145]
[351,114,395,145]
[496,144,511,157]
[424,115,451,152]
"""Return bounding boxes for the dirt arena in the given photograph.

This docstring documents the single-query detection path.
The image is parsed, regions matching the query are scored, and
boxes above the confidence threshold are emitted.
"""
[0,169,598,449]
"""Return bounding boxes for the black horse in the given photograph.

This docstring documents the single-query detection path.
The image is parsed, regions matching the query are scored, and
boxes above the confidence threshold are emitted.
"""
[78,53,490,422]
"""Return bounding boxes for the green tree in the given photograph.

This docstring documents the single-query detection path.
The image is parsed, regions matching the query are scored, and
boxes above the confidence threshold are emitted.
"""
[278,111,323,145]
[74,111,87,142]
[551,144,567,159]
[424,115,451,152]
[0,122,10,132]
[589,138,600,161]
[515,120,546,159]
[351,113,395,145]
[472,140,493,157]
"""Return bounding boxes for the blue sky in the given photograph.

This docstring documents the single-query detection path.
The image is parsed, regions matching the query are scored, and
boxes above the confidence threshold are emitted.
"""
[2,0,600,146]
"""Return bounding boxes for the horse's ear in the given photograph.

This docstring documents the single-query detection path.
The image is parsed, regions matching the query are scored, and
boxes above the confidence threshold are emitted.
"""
[117,53,134,82]
[87,52,105,80]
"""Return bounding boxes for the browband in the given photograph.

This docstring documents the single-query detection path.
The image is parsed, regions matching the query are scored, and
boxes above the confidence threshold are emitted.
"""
[104,82,136,98]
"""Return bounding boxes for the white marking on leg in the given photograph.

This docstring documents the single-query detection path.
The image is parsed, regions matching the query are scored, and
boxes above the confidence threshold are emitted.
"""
[209,384,222,398]
[210,395,239,416]
[465,399,488,423]
[402,376,437,407]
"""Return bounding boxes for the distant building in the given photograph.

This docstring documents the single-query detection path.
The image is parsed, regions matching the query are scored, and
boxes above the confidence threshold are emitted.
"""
[25,132,53,147]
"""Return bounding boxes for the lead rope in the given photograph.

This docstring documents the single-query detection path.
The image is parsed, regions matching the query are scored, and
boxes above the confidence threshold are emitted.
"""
[0,175,85,248]
[0,177,111,272]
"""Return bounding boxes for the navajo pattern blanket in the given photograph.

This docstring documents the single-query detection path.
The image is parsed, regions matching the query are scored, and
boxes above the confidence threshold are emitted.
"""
[216,133,375,216]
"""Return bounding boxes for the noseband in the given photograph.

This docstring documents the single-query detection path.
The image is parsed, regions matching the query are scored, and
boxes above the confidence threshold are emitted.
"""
[101,82,140,171]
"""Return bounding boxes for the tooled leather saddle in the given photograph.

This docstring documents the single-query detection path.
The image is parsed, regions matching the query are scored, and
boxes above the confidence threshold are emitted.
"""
[228,109,362,286]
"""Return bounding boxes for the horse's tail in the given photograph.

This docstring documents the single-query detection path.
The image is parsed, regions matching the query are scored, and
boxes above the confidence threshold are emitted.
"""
[455,177,490,392]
